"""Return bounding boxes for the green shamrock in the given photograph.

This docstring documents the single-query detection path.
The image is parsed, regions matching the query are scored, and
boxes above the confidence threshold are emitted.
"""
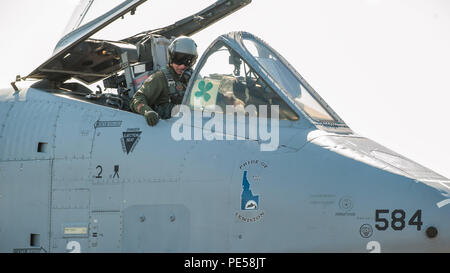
[194,80,213,102]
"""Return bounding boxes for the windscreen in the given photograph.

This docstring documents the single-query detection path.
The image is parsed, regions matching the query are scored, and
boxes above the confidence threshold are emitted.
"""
[242,37,336,122]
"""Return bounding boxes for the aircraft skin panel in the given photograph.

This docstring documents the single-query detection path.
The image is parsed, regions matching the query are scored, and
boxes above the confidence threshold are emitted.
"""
[0,101,13,147]
[50,193,90,253]
[51,160,92,195]
[0,96,59,162]
[90,184,122,212]
[53,103,99,160]
[176,142,238,251]
[123,205,190,252]
[90,211,122,252]
[0,160,52,253]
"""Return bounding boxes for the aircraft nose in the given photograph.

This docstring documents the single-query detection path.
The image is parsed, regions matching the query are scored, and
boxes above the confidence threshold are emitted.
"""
[338,164,450,252]
[286,134,450,252]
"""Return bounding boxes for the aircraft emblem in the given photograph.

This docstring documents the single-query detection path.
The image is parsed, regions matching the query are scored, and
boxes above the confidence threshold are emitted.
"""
[121,128,142,154]
[194,80,213,102]
[235,160,266,223]
[241,170,259,210]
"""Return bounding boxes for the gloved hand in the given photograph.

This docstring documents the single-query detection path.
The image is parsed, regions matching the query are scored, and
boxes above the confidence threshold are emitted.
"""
[144,110,160,126]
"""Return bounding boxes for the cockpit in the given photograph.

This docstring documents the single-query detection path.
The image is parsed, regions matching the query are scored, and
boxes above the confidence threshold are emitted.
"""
[184,31,347,129]
[22,0,349,131]
[186,40,299,121]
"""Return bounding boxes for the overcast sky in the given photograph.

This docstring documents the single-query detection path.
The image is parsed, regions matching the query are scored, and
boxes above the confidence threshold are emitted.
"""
[1,0,449,178]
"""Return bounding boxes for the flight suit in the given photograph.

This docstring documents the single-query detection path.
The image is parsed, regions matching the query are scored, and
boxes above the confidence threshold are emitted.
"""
[130,64,186,119]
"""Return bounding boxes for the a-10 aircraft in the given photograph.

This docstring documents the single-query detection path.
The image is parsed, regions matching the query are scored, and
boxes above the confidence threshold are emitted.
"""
[0,0,449,253]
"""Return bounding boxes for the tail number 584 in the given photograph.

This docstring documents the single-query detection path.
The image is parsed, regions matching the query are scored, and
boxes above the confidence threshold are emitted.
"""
[375,209,422,231]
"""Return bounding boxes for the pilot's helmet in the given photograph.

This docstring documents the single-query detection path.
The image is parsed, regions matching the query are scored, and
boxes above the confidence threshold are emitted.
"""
[168,36,198,68]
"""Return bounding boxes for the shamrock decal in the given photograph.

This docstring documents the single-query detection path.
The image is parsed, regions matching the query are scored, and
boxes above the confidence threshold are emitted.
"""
[194,80,213,102]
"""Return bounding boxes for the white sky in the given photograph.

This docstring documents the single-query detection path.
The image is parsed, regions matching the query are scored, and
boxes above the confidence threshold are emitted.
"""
[0,0,449,178]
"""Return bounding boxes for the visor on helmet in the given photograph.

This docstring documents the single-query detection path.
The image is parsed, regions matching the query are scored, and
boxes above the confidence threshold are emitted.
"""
[171,52,197,67]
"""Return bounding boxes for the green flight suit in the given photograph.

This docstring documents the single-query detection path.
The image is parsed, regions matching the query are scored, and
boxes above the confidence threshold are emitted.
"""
[130,64,186,119]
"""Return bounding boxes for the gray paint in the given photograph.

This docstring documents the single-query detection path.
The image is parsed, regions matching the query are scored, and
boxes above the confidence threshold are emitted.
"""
[1,0,449,253]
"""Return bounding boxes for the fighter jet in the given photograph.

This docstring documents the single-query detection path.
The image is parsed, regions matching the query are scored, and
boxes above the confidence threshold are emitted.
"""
[1,0,449,253]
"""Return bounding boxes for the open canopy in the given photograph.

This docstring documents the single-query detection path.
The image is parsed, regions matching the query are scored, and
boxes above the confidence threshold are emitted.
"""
[26,0,251,84]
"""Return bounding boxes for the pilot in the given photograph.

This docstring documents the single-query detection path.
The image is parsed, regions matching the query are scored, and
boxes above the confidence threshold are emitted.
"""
[130,36,198,126]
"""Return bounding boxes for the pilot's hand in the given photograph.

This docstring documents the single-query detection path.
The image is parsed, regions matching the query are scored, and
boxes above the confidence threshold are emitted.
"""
[144,110,160,126]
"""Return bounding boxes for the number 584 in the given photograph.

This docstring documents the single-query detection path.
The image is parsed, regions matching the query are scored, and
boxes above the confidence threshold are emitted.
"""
[375,209,422,231]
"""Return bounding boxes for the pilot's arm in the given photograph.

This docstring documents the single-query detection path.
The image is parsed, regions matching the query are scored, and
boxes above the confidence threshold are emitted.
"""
[130,71,166,126]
